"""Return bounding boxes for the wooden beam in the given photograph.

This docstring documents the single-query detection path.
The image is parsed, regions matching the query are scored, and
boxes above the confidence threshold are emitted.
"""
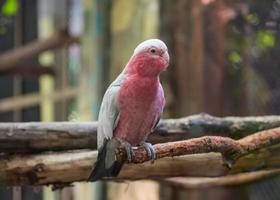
[0,151,227,185]
[1,65,55,77]
[0,87,78,112]
[0,29,79,71]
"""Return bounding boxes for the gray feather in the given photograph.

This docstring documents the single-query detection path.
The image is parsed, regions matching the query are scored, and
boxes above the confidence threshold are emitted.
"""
[97,73,127,148]
[88,74,127,181]
[88,138,123,181]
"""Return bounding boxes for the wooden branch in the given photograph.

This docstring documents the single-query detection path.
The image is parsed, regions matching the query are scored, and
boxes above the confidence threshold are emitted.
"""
[0,87,78,113]
[0,127,279,186]
[0,150,95,185]
[156,113,280,140]
[0,113,280,152]
[116,127,280,164]
[0,152,227,185]
[162,169,280,189]
[0,121,97,152]
[0,29,79,70]
[1,146,280,186]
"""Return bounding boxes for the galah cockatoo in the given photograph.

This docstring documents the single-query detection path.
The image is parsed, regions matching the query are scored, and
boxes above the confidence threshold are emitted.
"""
[88,39,169,181]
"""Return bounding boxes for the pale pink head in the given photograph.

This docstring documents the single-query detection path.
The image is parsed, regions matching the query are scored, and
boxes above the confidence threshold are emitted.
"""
[124,39,169,77]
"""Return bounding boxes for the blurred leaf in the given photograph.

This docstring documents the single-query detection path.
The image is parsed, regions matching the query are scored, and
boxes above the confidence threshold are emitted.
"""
[1,0,18,16]
[0,26,7,35]
[257,31,275,51]
[246,13,259,25]
[229,51,242,64]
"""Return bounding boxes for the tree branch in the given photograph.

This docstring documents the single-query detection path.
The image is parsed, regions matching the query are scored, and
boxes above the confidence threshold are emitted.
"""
[116,127,280,164]
[0,113,280,152]
[156,113,280,140]
[0,122,97,152]
[0,127,279,186]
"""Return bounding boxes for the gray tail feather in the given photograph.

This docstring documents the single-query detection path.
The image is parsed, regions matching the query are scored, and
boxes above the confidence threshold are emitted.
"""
[87,139,123,182]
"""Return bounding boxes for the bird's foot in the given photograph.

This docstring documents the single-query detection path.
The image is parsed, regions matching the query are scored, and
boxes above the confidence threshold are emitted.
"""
[141,142,157,161]
[120,140,135,162]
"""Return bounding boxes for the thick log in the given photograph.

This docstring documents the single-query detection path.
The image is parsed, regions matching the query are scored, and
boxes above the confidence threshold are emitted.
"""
[0,122,97,152]
[0,29,79,71]
[0,152,227,185]
[0,113,280,152]
[0,127,279,186]
[1,147,280,186]
[156,113,280,140]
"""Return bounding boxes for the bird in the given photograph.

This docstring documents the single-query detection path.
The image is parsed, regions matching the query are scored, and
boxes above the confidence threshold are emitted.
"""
[88,39,169,181]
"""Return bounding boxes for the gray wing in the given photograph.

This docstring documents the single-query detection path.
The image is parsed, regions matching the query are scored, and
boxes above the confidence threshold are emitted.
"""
[151,84,165,132]
[97,73,126,148]
[151,117,161,132]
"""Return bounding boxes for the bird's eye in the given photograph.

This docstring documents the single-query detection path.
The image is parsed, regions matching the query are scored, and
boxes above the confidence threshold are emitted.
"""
[150,48,156,53]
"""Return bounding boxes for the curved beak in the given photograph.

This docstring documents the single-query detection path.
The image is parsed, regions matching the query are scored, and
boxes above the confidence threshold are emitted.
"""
[161,50,169,68]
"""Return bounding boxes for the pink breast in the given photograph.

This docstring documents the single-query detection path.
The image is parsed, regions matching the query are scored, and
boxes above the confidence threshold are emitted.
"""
[113,76,164,145]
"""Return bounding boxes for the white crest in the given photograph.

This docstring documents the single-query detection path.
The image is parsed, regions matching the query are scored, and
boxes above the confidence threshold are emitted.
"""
[133,39,168,55]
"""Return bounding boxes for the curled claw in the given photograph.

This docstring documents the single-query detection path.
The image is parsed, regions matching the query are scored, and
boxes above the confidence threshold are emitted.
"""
[141,142,157,161]
[121,140,135,162]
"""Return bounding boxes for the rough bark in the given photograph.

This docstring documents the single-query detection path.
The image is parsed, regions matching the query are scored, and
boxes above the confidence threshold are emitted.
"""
[0,121,97,152]
[0,127,279,186]
[116,127,280,164]
[156,113,280,139]
[0,29,79,71]
[0,113,280,152]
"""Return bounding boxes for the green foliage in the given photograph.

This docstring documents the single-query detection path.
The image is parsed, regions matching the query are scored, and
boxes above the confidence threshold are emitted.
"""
[0,26,6,34]
[256,31,276,52]
[246,13,259,25]
[229,51,243,65]
[1,0,18,16]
